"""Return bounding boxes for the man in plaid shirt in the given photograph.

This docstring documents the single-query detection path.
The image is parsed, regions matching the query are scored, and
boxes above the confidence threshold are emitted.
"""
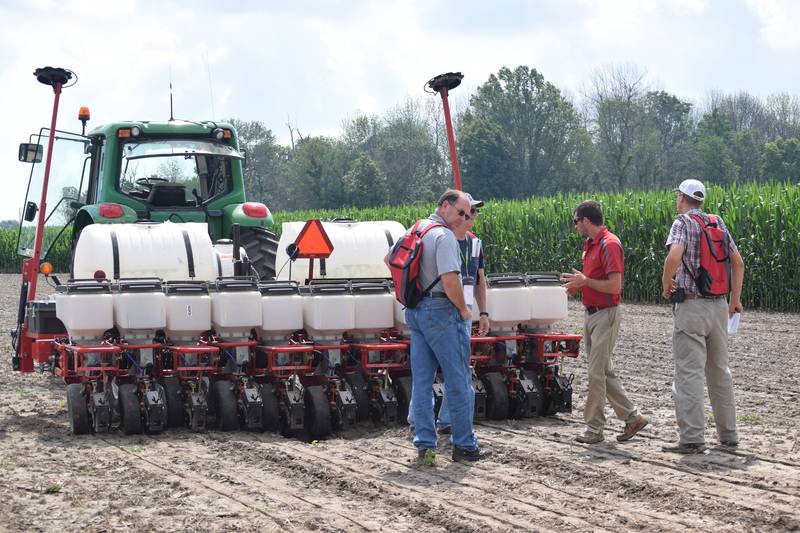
[661,179,745,454]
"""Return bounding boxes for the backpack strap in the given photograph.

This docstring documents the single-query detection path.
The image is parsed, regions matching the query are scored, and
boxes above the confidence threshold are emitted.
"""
[416,220,446,298]
[680,214,703,290]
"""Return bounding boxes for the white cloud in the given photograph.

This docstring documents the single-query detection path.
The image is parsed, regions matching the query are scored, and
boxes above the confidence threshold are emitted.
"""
[747,0,800,52]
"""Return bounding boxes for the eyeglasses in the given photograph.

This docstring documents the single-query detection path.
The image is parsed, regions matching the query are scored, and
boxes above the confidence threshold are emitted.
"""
[457,209,471,220]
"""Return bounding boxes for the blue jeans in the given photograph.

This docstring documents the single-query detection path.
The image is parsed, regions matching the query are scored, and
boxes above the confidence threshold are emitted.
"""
[436,318,473,430]
[406,297,477,451]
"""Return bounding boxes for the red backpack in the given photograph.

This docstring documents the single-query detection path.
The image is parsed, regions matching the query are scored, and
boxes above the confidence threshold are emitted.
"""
[388,220,444,308]
[684,213,732,297]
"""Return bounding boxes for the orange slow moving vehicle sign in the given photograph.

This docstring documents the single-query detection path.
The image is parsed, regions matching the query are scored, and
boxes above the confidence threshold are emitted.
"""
[294,219,334,259]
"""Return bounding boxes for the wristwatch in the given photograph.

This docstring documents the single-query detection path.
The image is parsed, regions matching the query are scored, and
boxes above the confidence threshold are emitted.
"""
[479,311,489,317]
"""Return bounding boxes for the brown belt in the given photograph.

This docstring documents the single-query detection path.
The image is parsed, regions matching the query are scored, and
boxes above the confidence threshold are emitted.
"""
[585,304,618,315]
[683,293,725,300]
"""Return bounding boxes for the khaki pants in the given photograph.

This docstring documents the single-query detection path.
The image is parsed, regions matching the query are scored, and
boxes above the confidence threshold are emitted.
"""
[583,306,638,434]
[672,298,738,444]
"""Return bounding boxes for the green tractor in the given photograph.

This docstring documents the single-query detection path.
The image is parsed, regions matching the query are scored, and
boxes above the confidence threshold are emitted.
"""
[18,107,279,282]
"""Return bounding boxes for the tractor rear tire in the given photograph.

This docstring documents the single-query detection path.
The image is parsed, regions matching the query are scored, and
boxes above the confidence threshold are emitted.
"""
[239,227,279,280]
[260,382,281,432]
[66,383,91,435]
[344,371,370,422]
[482,372,509,420]
[304,385,332,440]
[162,377,185,428]
[394,376,413,426]
[213,380,239,431]
[119,383,143,434]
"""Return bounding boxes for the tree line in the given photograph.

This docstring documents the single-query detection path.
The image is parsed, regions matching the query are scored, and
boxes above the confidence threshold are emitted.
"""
[235,64,800,211]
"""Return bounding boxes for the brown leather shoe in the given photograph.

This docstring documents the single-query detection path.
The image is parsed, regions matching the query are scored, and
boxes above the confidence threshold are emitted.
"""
[616,415,649,442]
[575,431,604,444]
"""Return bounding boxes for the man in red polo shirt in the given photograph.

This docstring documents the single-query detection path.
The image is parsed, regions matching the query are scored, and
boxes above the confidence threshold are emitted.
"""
[561,200,648,444]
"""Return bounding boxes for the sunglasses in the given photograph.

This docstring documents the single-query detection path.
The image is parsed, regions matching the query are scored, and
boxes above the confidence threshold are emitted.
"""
[470,208,480,216]
[457,209,472,220]
[572,217,582,225]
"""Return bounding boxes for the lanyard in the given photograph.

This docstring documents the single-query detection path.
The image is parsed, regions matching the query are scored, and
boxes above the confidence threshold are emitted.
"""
[462,239,470,271]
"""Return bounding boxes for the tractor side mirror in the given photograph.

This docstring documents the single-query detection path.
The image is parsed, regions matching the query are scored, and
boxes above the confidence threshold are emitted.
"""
[19,143,44,163]
[241,149,248,168]
[24,201,38,222]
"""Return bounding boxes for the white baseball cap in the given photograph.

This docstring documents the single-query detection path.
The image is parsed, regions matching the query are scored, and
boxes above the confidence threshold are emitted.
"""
[673,179,706,202]
[465,192,484,208]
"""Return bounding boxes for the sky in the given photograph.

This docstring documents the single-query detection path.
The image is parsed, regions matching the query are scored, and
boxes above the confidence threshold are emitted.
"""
[1,0,799,221]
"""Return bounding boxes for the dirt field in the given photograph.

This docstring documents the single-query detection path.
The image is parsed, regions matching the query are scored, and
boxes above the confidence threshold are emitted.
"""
[1,273,799,532]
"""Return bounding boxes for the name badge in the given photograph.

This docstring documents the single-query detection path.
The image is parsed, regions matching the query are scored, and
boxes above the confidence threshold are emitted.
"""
[463,284,474,306]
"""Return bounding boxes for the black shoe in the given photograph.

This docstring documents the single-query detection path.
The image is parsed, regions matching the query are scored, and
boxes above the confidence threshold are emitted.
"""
[662,442,706,454]
[719,440,739,448]
[452,446,491,462]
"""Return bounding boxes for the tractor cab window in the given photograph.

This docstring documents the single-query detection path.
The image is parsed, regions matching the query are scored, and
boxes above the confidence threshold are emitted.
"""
[119,139,240,207]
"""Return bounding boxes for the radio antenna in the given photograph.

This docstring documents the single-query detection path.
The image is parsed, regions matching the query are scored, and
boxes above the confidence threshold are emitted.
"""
[205,50,216,120]
[169,66,175,121]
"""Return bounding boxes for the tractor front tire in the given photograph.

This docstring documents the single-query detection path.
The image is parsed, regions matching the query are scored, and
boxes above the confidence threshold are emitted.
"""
[239,227,279,280]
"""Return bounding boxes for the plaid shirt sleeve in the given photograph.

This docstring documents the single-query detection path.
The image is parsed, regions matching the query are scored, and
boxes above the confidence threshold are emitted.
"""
[666,217,688,249]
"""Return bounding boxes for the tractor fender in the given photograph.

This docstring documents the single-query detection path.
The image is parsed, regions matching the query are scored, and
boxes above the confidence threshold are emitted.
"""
[73,204,138,241]
[222,203,275,236]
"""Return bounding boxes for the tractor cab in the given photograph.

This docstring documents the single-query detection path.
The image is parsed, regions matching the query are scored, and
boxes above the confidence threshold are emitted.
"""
[17,118,279,280]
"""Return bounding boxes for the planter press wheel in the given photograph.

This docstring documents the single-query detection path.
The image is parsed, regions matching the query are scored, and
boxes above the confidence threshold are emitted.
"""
[161,376,185,428]
[213,380,239,431]
[482,372,510,420]
[344,370,370,422]
[239,227,279,280]
[66,383,91,435]
[260,382,281,432]
[119,383,144,434]
[394,376,413,426]
[304,385,332,440]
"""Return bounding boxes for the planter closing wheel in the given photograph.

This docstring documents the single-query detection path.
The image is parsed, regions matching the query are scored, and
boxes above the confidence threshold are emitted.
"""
[119,383,143,434]
[304,385,332,440]
[66,383,90,435]
[213,380,239,431]
[482,372,509,420]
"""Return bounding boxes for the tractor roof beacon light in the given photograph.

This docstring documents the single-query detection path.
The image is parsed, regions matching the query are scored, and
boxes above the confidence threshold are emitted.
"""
[78,106,90,135]
[426,72,464,191]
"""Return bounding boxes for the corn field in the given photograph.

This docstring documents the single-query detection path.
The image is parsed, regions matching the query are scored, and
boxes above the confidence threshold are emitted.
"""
[2,181,797,311]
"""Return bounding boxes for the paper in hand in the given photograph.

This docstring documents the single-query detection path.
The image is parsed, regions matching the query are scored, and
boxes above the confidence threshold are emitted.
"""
[727,312,741,335]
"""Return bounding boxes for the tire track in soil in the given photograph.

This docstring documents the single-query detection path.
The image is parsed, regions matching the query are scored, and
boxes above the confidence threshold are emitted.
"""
[203,432,561,532]
[474,421,800,529]
[87,436,290,530]
[478,419,800,495]
[149,431,492,533]
[347,437,702,532]
[370,438,709,531]
[554,413,800,469]
[98,434,376,532]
